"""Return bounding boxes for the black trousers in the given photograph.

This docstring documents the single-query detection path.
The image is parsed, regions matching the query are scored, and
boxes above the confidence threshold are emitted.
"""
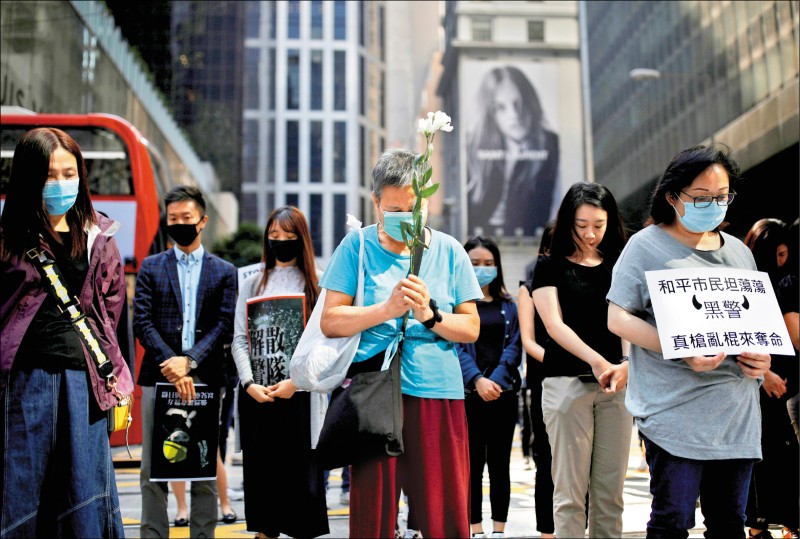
[465,391,518,524]
[530,377,555,534]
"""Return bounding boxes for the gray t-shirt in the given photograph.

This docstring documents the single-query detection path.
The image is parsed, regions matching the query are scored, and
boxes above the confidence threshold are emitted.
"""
[607,225,762,460]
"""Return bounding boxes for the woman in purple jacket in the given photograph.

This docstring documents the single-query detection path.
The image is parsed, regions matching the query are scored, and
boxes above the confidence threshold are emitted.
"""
[0,128,128,538]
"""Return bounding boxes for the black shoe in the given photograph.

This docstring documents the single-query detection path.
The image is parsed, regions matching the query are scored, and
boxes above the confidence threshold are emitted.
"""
[221,511,238,524]
[174,517,189,527]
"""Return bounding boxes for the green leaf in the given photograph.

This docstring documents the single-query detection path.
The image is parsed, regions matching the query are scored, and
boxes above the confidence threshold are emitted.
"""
[420,183,440,198]
[412,175,420,196]
[422,166,433,184]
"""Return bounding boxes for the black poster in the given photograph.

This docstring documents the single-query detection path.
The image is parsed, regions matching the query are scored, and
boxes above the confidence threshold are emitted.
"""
[246,293,306,386]
[150,382,220,481]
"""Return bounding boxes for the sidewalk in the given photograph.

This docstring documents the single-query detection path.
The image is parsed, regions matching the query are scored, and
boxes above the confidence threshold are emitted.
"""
[114,425,711,538]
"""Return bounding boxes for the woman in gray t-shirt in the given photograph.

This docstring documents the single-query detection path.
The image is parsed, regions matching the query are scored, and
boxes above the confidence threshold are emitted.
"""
[607,145,771,538]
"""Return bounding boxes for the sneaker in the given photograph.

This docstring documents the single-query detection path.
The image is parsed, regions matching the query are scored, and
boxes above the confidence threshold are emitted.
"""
[471,534,485,538]
[404,530,422,539]
[637,457,648,472]
[340,491,350,505]
[227,487,244,501]
[490,533,505,538]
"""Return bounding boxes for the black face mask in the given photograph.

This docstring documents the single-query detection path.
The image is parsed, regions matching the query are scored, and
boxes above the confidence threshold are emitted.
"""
[269,239,302,263]
[167,221,202,247]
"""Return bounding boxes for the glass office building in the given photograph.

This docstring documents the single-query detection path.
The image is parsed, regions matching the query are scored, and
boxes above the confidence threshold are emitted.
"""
[584,0,799,234]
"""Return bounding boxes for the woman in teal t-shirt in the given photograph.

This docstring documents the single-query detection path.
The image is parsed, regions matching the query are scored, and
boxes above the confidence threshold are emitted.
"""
[319,149,483,539]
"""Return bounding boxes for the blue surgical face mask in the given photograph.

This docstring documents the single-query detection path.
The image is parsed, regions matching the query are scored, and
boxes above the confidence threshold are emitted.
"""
[42,178,80,216]
[674,201,727,233]
[381,210,415,243]
[473,266,497,287]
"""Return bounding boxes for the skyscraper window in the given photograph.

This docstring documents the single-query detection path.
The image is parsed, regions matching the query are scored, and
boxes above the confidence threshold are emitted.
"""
[334,50,346,110]
[311,50,323,110]
[286,120,299,183]
[287,48,300,109]
[287,1,300,39]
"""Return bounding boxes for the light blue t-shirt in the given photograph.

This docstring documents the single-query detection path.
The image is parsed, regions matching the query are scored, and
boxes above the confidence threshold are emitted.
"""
[319,225,483,399]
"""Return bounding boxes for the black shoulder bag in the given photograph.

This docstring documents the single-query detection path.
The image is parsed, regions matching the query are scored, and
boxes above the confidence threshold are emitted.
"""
[315,327,406,470]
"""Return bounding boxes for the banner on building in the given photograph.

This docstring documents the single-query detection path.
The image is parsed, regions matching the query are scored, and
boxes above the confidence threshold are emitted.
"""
[460,59,578,239]
[246,293,306,386]
[645,267,795,360]
[150,383,220,482]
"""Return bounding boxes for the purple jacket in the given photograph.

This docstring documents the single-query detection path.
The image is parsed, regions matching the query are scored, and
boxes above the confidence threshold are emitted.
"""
[1,213,134,410]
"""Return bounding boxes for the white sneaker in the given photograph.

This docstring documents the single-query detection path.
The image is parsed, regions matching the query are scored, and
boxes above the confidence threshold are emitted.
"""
[404,530,422,539]
[339,491,350,505]
[490,533,505,538]
[471,534,485,538]
[227,488,244,501]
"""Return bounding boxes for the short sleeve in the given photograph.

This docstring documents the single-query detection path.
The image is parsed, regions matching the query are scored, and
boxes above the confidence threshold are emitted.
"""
[530,255,557,291]
[318,230,359,297]
[607,235,648,315]
[452,240,483,305]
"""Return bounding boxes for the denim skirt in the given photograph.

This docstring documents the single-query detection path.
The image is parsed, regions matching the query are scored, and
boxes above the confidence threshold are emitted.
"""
[1,366,124,538]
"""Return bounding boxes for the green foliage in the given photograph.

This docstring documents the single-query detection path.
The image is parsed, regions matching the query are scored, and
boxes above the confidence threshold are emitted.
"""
[210,222,263,267]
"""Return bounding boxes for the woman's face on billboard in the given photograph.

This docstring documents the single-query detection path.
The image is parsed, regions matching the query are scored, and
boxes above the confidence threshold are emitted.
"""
[492,77,531,142]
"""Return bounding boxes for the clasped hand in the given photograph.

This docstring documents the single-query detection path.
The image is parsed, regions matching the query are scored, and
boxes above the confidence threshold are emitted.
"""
[680,351,771,379]
[475,377,502,401]
[384,275,432,322]
[596,360,628,394]
[160,356,195,402]
[246,379,298,403]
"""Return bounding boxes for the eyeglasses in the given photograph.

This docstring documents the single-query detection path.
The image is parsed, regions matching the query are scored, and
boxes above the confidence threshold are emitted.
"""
[679,190,736,208]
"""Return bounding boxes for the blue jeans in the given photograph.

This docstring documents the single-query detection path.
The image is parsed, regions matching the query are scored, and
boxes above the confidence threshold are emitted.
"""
[1,367,124,538]
[642,434,755,539]
[324,466,350,493]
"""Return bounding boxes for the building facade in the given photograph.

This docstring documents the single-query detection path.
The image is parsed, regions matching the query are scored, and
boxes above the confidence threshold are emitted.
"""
[585,0,799,236]
[242,0,387,259]
[437,0,588,242]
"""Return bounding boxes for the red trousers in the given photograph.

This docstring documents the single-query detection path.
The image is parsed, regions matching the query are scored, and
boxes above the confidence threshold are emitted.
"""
[350,395,471,538]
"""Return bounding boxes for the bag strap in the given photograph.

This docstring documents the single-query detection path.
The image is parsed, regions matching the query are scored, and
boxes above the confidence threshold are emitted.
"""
[355,226,365,307]
[26,244,119,390]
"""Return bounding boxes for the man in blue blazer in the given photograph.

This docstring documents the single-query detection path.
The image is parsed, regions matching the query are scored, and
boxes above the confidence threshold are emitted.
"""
[134,185,237,538]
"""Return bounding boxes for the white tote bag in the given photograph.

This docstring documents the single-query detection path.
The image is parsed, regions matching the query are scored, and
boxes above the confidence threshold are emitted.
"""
[290,217,365,393]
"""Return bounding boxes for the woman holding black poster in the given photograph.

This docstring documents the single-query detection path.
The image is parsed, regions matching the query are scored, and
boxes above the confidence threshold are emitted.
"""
[466,65,559,237]
[231,206,328,539]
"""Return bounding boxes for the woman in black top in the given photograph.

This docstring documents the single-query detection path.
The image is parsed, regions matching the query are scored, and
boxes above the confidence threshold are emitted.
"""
[531,182,629,538]
[457,236,521,539]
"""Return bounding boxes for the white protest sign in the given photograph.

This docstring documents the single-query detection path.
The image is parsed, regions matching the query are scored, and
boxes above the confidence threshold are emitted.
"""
[237,262,264,290]
[645,267,794,360]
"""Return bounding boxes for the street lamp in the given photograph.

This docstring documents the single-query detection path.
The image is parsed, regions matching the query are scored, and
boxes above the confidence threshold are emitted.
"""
[628,67,715,145]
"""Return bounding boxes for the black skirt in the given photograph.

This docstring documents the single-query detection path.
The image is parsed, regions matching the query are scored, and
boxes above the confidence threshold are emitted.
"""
[238,390,329,538]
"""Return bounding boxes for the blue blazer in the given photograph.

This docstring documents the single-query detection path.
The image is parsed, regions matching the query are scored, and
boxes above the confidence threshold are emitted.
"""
[133,248,236,387]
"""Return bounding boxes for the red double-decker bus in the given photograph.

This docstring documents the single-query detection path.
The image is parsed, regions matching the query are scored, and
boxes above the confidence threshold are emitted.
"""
[1,110,173,447]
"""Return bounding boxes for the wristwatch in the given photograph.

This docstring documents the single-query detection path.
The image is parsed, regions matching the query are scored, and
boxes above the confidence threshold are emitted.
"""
[422,298,443,329]
[186,356,198,371]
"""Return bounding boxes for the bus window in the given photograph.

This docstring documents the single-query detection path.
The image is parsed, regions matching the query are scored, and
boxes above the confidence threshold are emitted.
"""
[0,126,133,196]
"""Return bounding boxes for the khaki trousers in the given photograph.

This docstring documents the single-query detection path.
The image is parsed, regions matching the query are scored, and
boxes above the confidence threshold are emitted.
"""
[542,377,632,538]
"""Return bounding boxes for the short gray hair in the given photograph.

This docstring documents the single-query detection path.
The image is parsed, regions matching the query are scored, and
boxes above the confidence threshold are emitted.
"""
[372,148,418,199]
